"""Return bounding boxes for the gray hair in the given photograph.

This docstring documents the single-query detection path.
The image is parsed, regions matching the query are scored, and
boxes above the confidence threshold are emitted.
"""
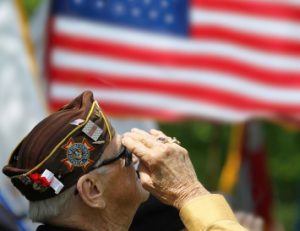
[28,185,76,222]
[28,166,106,222]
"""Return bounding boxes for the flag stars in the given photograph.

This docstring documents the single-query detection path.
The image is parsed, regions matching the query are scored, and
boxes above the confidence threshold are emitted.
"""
[96,0,105,8]
[132,7,141,17]
[149,10,158,20]
[165,14,174,24]
[114,3,125,15]
[161,0,169,8]
[65,0,184,34]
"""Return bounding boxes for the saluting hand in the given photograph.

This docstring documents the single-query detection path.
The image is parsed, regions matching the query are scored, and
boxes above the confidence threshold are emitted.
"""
[122,128,209,209]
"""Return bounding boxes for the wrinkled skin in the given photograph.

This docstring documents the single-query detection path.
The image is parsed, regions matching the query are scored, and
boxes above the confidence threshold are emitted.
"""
[122,128,209,209]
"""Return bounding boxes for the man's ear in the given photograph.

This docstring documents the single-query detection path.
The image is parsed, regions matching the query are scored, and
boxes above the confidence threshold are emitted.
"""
[76,173,105,209]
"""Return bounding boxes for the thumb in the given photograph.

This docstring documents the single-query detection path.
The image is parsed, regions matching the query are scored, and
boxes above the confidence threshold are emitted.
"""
[138,164,154,191]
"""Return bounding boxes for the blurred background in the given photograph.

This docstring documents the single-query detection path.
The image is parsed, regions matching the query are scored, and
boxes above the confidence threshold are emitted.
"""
[0,0,300,230]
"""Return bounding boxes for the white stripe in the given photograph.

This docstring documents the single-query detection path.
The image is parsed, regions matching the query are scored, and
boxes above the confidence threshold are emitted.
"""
[54,16,300,72]
[52,48,300,104]
[250,0,300,7]
[50,82,267,122]
[191,8,300,41]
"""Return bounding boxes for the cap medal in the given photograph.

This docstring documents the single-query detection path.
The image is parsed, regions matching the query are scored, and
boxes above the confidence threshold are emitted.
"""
[61,137,95,172]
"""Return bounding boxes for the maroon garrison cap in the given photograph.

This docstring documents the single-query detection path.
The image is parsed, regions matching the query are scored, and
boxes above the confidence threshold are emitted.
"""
[2,91,115,201]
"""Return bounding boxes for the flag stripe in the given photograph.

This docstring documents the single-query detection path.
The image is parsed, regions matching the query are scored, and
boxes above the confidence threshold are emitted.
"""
[50,68,300,114]
[50,82,265,122]
[192,0,300,22]
[191,25,300,56]
[191,8,300,41]
[47,1,300,121]
[50,99,185,121]
[51,49,300,104]
[51,32,300,88]
[53,17,300,72]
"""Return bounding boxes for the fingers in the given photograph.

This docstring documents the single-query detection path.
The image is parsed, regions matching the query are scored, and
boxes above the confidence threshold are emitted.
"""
[235,212,243,223]
[124,129,157,148]
[150,129,181,147]
[150,129,167,137]
[243,214,255,229]
[252,217,264,231]
[130,128,178,147]
[122,136,152,164]
[235,212,264,231]
[122,128,166,168]
[245,214,263,231]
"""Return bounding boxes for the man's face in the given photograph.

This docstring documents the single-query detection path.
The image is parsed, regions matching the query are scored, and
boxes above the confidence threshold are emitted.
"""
[94,134,149,209]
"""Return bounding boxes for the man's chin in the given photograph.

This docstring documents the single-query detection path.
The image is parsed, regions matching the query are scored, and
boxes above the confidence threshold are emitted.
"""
[135,170,150,202]
[136,181,150,203]
[140,190,150,202]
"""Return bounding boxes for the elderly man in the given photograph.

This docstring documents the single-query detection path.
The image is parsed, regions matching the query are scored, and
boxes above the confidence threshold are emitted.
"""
[3,91,247,231]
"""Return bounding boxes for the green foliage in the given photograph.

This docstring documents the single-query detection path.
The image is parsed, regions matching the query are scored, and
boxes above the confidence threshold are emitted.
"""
[263,122,300,230]
[23,0,41,16]
[274,202,298,231]
[264,123,300,184]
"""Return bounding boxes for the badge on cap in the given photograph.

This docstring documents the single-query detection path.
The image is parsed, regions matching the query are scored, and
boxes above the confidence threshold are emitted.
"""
[93,140,105,145]
[61,138,95,172]
[70,118,85,126]
[82,120,103,141]
[41,169,64,194]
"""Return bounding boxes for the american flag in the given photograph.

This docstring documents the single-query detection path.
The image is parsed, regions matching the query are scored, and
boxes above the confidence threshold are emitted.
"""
[47,0,300,122]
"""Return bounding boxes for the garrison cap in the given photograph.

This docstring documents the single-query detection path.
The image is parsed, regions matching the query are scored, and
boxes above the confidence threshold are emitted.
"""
[2,91,115,201]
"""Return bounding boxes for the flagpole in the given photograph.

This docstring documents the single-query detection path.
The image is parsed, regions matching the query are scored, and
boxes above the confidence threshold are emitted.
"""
[14,0,49,114]
[218,123,244,194]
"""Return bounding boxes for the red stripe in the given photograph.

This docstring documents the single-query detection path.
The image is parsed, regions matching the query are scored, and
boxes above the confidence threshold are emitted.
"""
[49,99,186,121]
[191,25,300,57]
[49,95,300,123]
[192,0,300,22]
[50,33,300,88]
[49,68,300,114]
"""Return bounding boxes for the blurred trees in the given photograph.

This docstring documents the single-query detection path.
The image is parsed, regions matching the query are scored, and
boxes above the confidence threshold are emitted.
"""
[23,0,40,16]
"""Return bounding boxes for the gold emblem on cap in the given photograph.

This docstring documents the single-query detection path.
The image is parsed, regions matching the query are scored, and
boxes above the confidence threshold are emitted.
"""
[61,138,95,172]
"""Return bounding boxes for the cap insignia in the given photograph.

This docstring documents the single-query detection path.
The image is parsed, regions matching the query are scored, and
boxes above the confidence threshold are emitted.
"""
[61,138,95,172]
[93,140,105,145]
[19,173,51,193]
[41,169,64,194]
[19,169,64,194]
[82,120,103,141]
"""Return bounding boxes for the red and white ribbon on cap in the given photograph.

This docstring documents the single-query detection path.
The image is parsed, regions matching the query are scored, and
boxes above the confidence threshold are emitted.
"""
[41,169,64,194]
